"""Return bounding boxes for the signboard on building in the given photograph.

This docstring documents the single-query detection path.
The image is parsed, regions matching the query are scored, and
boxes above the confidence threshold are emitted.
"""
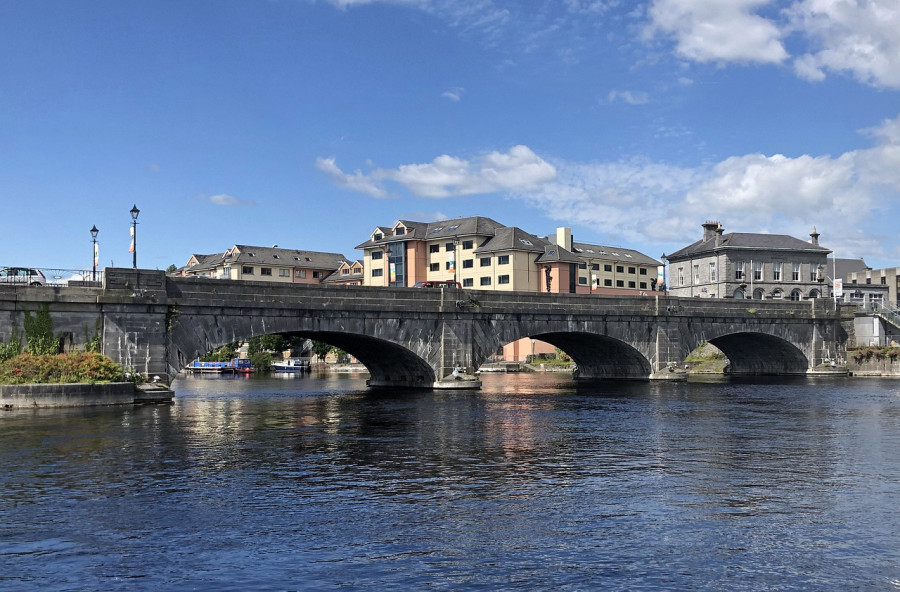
[833,279,843,297]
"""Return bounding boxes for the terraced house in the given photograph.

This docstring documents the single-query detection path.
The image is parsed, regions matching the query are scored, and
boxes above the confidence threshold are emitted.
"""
[176,245,356,285]
[355,216,661,294]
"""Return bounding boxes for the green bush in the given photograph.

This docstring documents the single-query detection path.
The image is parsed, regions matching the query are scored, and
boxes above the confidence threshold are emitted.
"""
[0,351,125,384]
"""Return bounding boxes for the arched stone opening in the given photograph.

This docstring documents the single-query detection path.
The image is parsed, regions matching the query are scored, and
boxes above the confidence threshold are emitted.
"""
[709,332,809,375]
[512,331,652,379]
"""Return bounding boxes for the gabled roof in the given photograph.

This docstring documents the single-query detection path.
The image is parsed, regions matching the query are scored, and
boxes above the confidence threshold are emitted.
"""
[227,245,348,270]
[356,216,505,249]
[474,227,547,254]
[829,257,869,280]
[179,253,223,274]
[668,232,830,260]
[572,242,660,266]
[535,243,582,264]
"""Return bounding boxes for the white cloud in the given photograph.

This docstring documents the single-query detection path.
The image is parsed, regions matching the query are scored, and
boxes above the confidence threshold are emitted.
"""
[317,145,557,199]
[607,90,650,104]
[645,0,788,64]
[442,87,465,101]
[315,157,390,198]
[204,194,256,207]
[788,0,900,88]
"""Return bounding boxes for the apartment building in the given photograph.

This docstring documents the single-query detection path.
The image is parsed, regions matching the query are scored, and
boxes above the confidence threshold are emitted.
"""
[177,245,353,284]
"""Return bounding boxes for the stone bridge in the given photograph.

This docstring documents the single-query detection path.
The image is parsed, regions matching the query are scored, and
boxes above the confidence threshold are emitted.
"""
[0,268,852,389]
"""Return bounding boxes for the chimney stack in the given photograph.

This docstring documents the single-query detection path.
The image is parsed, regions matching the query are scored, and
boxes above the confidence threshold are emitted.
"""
[810,227,820,246]
[702,221,720,242]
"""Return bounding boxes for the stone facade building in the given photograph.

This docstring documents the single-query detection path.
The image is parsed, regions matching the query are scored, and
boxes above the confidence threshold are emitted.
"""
[665,222,831,300]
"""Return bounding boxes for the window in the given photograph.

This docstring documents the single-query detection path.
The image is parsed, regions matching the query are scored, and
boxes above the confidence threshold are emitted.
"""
[792,263,800,281]
[498,255,510,265]
[242,266,254,275]
[604,264,612,272]
[866,277,872,284]
[296,269,306,278]
[395,227,405,235]
[313,271,322,279]
[591,263,600,271]
[445,243,454,252]
[639,282,647,289]
[810,265,818,281]
[463,278,474,287]
[754,261,763,281]
[445,261,453,270]
[709,262,717,282]
[578,262,587,269]
[480,257,491,267]
[628,281,636,288]
[480,277,491,286]
[678,267,685,286]
[628,267,636,274]
[430,263,440,272]
[429,244,440,254]
[735,261,745,280]
[639,268,647,275]
[604,279,612,286]
[261,268,272,276]
[579,277,587,285]
[463,259,473,269]
[774,262,782,281]
[372,269,383,277]
[374,233,383,241]
[280,269,290,277]
[462,240,473,249]
[498,275,510,285]
[693,265,700,284]
[371,251,383,260]
[882,277,887,285]
[616,265,624,273]
[616,280,624,287]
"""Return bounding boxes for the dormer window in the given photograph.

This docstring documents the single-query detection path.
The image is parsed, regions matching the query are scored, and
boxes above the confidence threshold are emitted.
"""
[273,254,279,259]
[395,227,405,235]
[374,233,383,241]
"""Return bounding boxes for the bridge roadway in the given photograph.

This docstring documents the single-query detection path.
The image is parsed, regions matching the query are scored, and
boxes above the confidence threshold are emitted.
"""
[0,268,851,389]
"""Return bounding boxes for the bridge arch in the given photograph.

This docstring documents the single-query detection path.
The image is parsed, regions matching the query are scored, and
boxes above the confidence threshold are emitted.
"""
[707,332,810,375]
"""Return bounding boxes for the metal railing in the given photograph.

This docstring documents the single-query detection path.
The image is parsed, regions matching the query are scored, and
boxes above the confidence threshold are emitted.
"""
[858,300,900,332]
[0,266,103,287]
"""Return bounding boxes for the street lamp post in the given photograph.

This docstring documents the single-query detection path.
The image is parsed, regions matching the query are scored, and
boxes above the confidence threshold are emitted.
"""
[130,204,140,269]
[661,253,667,295]
[90,225,99,282]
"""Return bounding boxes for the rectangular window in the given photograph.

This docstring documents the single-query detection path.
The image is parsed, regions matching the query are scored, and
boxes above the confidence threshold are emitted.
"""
[628,267,636,274]
[279,269,290,277]
[313,271,322,279]
[866,277,872,284]
[296,269,306,278]
[678,267,685,286]
[578,262,587,269]
[616,280,624,287]
[430,263,439,272]
[639,268,647,275]
[480,277,491,286]
[480,257,491,267]
[445,242,454,252]
[498,255,510,265]
[709,262,717,282]
[372,269,383,277]
[242,266,254,275]
[445,261,453,270]
[429,244,440,254]
[261,268,272,276]
[462,240,473,249]
[792,262,800,281]
[693,265,700,284]
[639,282,647,289]
[371,251,383,260]
[591,263,600,271]
[628,281,636,288]
[754,261,763,281]
[463,259,473,269]
[882,276,887,285]
[604,264,612,272]
[578,277,587,285]
[498,275,510,285]
[735,261,744,280]
[774,262,782,281]
[374,233,382,241]
[604,279,612,287]
[616,265,624,273]
[395,227,405,235]
[463,278,473,287]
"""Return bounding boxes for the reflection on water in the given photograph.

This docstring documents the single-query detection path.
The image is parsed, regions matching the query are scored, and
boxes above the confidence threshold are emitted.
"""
[2,372,900,591]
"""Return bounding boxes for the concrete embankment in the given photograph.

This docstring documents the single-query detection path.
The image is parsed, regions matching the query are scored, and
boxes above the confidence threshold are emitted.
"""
[1,382,173,409]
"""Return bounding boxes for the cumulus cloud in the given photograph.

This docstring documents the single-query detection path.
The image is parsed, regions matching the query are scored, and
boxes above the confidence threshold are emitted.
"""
[203,194,256,207]
[317,145,557,199]
[645,0,788,64]
[788,0,900,88]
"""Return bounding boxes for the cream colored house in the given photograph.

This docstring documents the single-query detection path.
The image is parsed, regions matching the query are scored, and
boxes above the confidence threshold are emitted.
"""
[177,245,352,285]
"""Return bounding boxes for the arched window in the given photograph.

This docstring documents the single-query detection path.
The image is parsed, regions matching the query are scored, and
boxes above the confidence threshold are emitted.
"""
[809,289,820,299]
[790,289,802,301]
[733,288,745,299]
[772,289,784,300]
[753,288,765,300]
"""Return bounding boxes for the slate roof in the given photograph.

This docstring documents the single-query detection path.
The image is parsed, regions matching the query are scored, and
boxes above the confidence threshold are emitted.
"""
[668,232,830,260]
[474,227,547,254]
[535,244,583,264]
[571,241,660,266]
[227,245,348,270]
[355,216,506,249]
[829,257,870,280]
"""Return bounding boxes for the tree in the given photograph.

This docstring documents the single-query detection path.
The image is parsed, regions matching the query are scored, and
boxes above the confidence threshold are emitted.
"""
[166,264,177,274]
[311,340,332,362]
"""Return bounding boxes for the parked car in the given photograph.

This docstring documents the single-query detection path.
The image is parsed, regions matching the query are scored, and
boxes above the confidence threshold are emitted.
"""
[0,267,46,285]
[413,280,461,289]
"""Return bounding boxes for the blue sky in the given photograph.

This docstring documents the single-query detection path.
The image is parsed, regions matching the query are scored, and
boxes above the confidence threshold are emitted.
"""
[2,0,899,273]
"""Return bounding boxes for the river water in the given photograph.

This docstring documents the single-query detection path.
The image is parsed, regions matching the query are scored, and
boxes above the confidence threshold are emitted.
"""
[2,372,900,591]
